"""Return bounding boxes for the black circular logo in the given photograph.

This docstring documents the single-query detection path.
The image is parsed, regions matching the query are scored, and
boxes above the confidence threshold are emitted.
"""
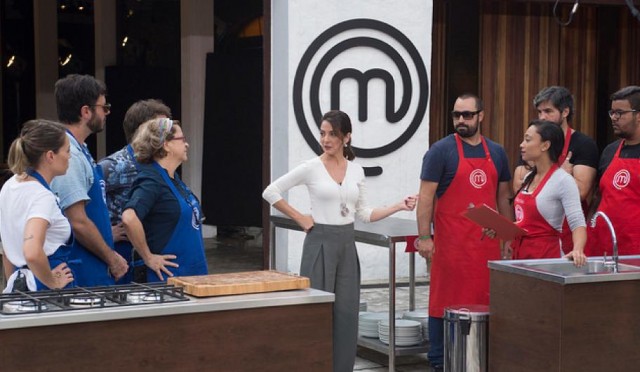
[293,18,429,171]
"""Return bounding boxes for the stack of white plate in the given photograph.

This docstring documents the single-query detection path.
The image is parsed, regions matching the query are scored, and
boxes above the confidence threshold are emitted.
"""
[358,312,397,338]
[403,309,429,341]
[378,319,423,346]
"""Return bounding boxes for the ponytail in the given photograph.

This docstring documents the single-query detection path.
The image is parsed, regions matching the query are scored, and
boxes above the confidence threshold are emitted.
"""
[7,119,67,175]
[343,142,355,161]
[7,138,28,175]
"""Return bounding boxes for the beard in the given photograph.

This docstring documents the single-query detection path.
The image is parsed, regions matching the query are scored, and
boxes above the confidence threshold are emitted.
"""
[87,113,105,134]
[455,122,479,138]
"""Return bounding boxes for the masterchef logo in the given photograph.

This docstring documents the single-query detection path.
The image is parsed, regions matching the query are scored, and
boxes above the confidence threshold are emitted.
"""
[514,204,524,223]
[612,169,631,190]
[469,169,487,189]
[292,19,429,176]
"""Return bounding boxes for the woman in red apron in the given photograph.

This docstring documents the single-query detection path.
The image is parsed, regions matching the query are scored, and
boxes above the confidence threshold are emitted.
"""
[511,120,587,265]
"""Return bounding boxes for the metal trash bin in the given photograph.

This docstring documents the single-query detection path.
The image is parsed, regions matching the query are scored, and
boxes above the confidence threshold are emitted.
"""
[443,304,489,372]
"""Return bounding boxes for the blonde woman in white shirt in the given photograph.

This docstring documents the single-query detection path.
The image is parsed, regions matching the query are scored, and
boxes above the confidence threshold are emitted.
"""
[263,110,416,372]
[1,120,75,292]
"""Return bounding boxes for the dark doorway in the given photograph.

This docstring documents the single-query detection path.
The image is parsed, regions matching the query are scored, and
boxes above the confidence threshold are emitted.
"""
[201,41,263,228]
[201,0,264,229]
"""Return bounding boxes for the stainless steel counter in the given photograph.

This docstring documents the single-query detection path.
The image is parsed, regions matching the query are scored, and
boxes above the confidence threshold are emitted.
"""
[270,215,424,372]
[0,288,334,330]
[489,255,640,284]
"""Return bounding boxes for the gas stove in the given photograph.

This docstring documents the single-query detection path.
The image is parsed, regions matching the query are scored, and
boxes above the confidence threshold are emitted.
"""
[0,282,189,315]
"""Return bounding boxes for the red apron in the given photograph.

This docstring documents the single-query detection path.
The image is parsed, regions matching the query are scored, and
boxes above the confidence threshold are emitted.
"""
[558,128,576,254]
[512,165,563,259]
[586,141,640,256]
[429,134,500,318]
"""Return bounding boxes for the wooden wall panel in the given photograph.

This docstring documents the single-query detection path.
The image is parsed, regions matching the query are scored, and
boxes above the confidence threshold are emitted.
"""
[429,1,639,172]
[429,0,448,145]
[476,1,637,173]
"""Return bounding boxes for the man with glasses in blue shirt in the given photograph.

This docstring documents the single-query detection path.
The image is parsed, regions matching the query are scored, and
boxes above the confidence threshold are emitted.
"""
[51,74,128,286]
[587,86,640,257]
[416,93,513,372]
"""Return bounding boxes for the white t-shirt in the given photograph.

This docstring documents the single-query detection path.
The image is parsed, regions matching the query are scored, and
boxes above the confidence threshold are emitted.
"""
[0,175,71,268]
[263,157,374,225]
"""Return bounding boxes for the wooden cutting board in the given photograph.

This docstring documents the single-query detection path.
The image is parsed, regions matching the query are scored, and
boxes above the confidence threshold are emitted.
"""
[167,270,310,297]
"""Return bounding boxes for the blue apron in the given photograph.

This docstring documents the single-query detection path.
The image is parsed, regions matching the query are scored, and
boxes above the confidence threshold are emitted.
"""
[111,145,140,284]
[146,162,208,282]
[67,132,115,287]
[34,244,78,290]
[26,170,78,290]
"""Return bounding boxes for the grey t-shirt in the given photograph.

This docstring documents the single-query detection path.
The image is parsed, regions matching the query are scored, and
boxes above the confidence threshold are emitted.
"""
[521,169,586,232]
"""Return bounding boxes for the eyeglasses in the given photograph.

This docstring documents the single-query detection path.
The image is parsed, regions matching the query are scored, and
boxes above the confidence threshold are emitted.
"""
[170,136,187,143]
[452,110,481,120]
[608,109,638,119]
[91,103,111,114]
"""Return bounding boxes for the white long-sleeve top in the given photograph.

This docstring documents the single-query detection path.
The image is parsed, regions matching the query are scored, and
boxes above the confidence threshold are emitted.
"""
[263,157,374,225]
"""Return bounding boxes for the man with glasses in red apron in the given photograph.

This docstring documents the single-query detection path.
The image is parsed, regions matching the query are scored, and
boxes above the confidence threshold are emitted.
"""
[416,94,513,372]
[587,86,640,256]
[513,86,598,255]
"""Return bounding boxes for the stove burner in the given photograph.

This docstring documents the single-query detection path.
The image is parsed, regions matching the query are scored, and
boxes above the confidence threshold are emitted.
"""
[126,291,161,304]
[0,283,189,316]
[3,300,48,314]
[69,296,104,307]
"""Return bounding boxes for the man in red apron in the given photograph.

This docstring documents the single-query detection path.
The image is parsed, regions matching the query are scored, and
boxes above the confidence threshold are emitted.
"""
[416,94,513,372]
[587,86,640,256]
[513,86,598,254]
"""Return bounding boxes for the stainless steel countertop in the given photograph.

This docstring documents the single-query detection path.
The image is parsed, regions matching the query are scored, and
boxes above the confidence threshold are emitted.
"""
[270,214,417,245]
[0,288,334,330]
[489,255,640,284]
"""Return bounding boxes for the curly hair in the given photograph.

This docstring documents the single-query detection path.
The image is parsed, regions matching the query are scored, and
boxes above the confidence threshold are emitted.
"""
[131,118,180,163]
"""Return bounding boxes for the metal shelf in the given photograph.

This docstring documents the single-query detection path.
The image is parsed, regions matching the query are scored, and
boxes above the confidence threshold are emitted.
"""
[358,336,429,356]
[270,215,423,372]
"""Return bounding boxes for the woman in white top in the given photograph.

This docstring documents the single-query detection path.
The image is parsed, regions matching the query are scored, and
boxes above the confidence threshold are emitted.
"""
[263,110,417,372]
[1,119,74,292]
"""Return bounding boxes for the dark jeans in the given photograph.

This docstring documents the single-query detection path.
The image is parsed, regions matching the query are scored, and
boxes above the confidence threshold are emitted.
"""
[428,316,444,367]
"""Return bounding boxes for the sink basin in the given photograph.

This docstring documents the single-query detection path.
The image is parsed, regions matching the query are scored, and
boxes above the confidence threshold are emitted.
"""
[515,260,640,276]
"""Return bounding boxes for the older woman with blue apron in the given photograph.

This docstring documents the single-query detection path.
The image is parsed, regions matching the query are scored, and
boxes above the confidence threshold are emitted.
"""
[122,118,207,282]
[0,120,76,292]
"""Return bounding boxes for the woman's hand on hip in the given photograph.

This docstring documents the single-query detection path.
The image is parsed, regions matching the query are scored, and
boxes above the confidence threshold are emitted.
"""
[295,215,315,233]
[51,262,74,289]
[144,254,179,281]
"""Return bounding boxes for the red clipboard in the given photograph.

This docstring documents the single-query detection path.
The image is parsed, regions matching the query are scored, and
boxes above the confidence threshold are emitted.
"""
[463,203,526,241]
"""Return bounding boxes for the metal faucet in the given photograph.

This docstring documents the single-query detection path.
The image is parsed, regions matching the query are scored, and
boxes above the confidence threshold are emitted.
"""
[591,211,619,273]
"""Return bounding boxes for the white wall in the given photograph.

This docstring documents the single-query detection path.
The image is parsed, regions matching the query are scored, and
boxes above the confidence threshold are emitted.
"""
[271,0,433,281]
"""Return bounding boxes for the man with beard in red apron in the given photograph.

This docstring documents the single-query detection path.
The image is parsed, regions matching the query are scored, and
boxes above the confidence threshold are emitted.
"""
[513,86,598,255]
[587,86,640,256]
[416,94,513,372]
